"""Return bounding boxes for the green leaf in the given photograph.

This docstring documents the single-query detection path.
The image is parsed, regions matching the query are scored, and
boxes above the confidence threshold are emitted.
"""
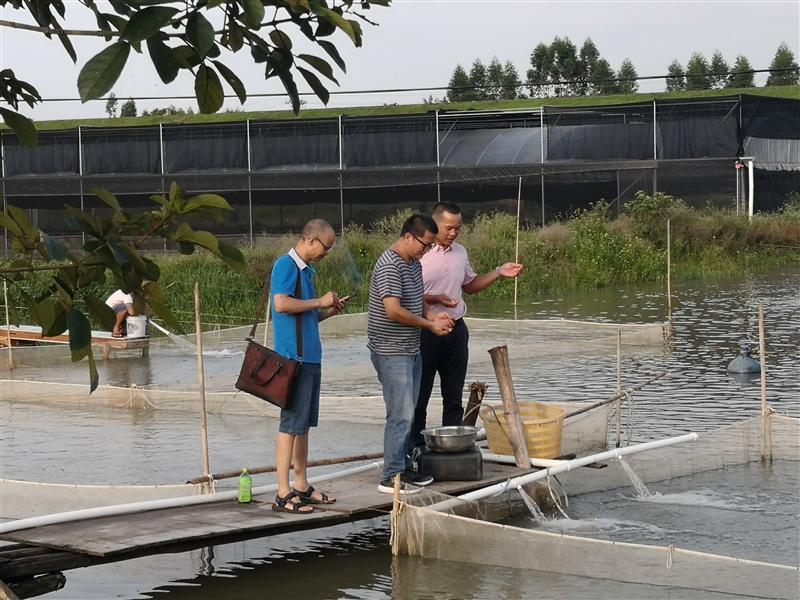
[107,0,132,16]
[85,294,116,330]
[141,257,161,281]
[0,212,24,237]
[297,67,330,105]
[147,296,182,332]
[146,37,180,84]
[65,205,101,236]
[183,193,234,213]
[87,349,99,393]
[318,8,357,44]
[33,299,67,337]
[298,54,338,83]
[207,0,225,7]
[121,7,179,43]
[89,187,121,210]
[78,42,131,102]
[0,108,38,147]
[243,0,265,28]
[7,206,39,245]
[269,30,292,51]
[178,241,196,255]
[227,22,244,52]
[67,308,92,362]
[42,233,72,262]
[218,239,246,270]
[317,40,346,73]
[195,65,224,114]
[187,12,215,59]
[212,61,247,104]
[172,45,202,69]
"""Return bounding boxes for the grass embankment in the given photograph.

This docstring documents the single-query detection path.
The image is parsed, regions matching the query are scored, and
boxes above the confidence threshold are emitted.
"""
[153,193,800,330]
[20,85,800,131]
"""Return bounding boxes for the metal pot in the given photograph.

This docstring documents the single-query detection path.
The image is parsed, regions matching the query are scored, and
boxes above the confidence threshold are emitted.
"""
[422,426,478,453]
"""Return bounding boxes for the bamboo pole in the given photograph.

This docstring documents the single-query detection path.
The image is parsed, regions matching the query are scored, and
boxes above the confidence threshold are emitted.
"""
[3,280,13,370]
[616,329,622,448]
[513,176,522,308]
[666,219,672,316]
[391,473,401,556]
[262,296,271,346]
[195,283,210,479]
[563,371,667,420]
[758,304,771,462]
[488,345,529,468]
[186,451,384,484]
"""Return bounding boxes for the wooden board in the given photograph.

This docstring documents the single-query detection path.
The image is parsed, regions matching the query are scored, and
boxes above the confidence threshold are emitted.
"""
[0,326,149,350]
[1,463,528,558]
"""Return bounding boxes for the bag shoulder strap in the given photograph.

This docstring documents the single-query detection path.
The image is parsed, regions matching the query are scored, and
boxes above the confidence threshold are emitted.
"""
[248,260,304,360]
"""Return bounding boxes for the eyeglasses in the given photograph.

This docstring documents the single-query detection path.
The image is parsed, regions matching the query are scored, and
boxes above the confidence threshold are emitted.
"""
[410,234,435,250]
[312,237,334,253]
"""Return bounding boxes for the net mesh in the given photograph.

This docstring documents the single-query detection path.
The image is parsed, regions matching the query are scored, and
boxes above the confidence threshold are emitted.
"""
[0,314,668,423]
[394,416,800,599]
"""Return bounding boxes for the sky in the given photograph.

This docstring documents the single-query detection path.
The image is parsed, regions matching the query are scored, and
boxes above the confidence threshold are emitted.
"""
[1,0,798,121]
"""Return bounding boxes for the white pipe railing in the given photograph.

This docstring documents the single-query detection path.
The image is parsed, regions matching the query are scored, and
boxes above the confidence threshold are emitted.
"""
[0,460,384,534]
[458,432,698,502]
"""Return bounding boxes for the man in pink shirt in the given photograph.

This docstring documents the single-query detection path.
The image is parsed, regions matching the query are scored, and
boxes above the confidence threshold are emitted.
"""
[410,202,523,449]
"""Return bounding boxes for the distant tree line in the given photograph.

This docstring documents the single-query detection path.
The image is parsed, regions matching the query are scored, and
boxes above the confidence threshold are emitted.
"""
[446,39,799,102]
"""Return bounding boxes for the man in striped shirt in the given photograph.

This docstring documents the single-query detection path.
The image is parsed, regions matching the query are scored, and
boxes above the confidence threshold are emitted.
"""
[368,213,454,494]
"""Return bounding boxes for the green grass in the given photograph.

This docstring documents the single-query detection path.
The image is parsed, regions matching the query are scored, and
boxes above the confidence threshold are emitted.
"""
[16,85,800,132]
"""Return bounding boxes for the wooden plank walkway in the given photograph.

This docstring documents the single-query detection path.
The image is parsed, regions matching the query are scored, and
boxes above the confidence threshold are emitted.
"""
[1,463,529,562]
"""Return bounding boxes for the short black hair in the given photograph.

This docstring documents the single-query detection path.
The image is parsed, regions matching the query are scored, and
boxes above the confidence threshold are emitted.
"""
[401,213,438,237]
[432,202,461,218]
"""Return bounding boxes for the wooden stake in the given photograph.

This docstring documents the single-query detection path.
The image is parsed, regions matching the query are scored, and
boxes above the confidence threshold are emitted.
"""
[462,382,488,427]
[195,283,210,479]
[758,304,771,462]
[616,329,622,448]
[3,280,13,371]
[666,219,672,317]
[488,345,530,468]
[513,177,522,308]
[262,296,271,346]
[391,473,401,556]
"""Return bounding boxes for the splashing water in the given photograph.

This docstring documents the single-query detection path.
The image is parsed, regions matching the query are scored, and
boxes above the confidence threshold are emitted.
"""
[150,320,198,353]
[517,486,550,522]
[618,458,653,498]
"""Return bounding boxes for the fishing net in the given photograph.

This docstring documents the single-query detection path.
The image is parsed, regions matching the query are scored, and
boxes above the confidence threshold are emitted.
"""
[0,313,668,422]
[393,415,800,599]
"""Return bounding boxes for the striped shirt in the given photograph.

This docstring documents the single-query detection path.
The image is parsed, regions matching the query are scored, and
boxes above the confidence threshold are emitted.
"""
[368,249,424,356]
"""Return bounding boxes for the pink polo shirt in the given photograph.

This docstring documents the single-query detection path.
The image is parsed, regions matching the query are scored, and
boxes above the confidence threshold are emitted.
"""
[420,241,477,320]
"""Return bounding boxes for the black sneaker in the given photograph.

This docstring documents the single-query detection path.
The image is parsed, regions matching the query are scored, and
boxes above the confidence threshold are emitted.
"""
[377,472,423,494]
[403,470,433,486]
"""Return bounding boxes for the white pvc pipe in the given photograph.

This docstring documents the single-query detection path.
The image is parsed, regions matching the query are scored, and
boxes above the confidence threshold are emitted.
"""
[0,460,383,534]
[459,432,698,503]
[481,451,566,469]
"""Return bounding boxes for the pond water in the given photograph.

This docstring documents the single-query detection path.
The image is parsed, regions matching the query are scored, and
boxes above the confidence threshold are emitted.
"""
[1,268,798,598]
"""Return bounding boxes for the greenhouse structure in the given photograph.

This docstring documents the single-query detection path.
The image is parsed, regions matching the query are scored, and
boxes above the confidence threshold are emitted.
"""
[1,94,798,239]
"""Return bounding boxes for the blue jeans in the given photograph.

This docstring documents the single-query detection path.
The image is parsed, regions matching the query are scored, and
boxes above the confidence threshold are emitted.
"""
[370,352,421,479]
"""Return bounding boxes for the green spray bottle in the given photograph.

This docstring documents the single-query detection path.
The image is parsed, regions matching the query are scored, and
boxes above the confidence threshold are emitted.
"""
[237,468,252,504]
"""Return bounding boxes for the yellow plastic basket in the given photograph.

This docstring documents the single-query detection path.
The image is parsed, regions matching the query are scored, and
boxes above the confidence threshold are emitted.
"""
[480,402,566,459]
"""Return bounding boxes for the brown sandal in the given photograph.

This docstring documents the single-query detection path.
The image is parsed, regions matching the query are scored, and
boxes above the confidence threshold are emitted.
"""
[272,491,314,514]
[293,485,336,504]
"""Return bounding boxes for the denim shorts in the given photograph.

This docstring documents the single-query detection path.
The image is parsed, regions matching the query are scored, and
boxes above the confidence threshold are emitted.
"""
[279,362,321,436]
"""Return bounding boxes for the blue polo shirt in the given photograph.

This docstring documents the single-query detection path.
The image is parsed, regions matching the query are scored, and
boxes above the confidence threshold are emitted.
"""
[270,250,322,364]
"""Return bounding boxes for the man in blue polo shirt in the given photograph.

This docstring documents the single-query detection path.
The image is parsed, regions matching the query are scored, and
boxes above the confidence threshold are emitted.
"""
[270,219,348,514]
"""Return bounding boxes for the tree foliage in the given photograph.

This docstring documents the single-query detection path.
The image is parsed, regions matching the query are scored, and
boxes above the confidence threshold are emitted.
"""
[119,98,137,117]
[105,92,119,117]
[590,59,616,95]
[766,42,800,86]
[616,59,638,94]
[468,59,488,101]
[665,59,685,92]
[447,64,471,102]
[0,184,245,392]
[708,51,729,89]
[685,52,711,90]
[0,0,390,146]
[526,42,553,97]
[728,55,755,88]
